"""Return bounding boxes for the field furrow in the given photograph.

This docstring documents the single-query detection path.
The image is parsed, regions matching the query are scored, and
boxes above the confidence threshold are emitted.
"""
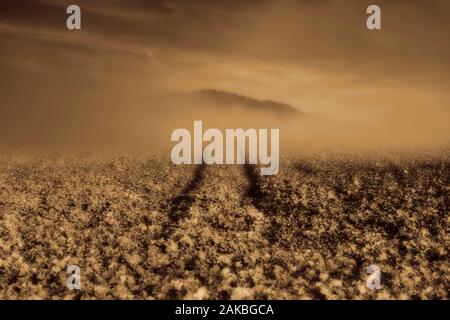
[249,154,449,299]
[0,152,448,299]
[0,154,197,299]
[153,165,275,299]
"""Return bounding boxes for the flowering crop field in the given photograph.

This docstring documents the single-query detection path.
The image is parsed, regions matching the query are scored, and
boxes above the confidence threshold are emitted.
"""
[0,151,448,299]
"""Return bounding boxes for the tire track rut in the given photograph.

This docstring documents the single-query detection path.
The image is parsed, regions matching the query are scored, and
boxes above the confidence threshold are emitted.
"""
[168,164,206,223]
[154,165,277,299]
[242,164,289,247]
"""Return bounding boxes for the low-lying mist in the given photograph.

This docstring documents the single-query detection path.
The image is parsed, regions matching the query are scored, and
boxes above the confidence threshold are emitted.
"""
[0,86,448,156]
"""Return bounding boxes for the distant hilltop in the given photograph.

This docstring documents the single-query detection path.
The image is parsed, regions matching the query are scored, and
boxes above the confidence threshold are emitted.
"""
[194,89,305,116]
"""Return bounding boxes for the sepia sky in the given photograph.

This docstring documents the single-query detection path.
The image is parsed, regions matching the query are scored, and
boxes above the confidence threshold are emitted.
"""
[0,0,449,148]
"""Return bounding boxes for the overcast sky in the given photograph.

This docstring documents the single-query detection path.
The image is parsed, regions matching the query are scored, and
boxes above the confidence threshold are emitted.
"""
[1,0,449,118]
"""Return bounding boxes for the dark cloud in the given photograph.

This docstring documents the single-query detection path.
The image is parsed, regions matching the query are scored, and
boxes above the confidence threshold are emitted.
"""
[1,0,449,68]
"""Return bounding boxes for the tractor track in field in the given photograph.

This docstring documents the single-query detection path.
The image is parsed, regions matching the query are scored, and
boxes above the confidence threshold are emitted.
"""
[158,164,206,241]
[242,164,285,247]
[151,164,282,299]
[1,152,448,299]
[168,164,206,224]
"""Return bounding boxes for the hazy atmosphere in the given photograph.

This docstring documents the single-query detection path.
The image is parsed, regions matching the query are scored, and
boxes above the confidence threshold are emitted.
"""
[1,0,449,150]
[0,1,448,301]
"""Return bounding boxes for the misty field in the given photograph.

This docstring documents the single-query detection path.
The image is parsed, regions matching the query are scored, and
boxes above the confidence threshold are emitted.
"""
[0,151,448,299]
